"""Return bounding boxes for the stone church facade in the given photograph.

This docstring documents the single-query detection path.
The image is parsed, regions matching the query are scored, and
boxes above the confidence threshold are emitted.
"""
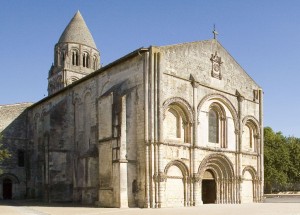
[0,11,263,207]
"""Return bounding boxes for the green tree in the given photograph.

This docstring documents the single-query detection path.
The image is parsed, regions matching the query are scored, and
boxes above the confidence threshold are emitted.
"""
[0,133,10,162]
[286,137,300,189]
[264,127,290,193]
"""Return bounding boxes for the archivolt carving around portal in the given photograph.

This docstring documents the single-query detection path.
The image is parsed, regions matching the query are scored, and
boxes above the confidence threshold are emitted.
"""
[242,165,258,180]
[197,153,235,180]
[242,115,261,137]
[0,173,20,183]
[197,93,238,129]
[162,97,193,123]
[164,159,190,178]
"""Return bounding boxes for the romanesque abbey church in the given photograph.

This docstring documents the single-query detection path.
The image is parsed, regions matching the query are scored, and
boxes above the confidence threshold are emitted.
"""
[0,11,263,207]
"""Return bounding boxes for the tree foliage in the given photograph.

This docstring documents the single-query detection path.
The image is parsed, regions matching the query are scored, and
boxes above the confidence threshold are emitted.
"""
[0,133,10,162]
[264,127,300,193]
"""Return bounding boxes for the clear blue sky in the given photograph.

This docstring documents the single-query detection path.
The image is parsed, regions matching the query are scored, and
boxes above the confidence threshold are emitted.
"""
[1,1,299,137]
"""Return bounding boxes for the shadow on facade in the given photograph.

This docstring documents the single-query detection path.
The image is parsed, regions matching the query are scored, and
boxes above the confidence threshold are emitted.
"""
[0,106,30,200]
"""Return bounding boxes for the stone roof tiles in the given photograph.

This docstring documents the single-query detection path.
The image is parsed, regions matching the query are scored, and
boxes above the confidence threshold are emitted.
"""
[58,11,97,49]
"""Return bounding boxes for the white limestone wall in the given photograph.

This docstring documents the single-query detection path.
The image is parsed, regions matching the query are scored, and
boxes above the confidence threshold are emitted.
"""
[198,98,236,150]
[156,40,262,206]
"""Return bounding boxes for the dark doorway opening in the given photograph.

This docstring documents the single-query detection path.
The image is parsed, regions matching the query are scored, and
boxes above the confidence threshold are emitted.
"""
[202,179,216,204]
[3,178,12,199]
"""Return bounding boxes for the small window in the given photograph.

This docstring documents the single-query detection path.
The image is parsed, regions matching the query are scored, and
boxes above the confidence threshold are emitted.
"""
[72,50,79,66]
[93,56,98,70]
[62,50,66,63]
[18,150,25,167]
[83,52,89,68]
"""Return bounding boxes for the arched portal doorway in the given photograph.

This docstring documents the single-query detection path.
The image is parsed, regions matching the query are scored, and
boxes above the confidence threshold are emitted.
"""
[202,170,216,204]
[198,154,236,204]
[3,178,12,199]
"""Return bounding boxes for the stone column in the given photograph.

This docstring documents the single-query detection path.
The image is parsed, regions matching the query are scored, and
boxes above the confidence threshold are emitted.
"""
[119,95,128,208]
[193,175,201,205]
[236,90,244,203]
[156,51,164,208]
[144,51,150,208]
[258,89,264,201]
[191,77,201,206]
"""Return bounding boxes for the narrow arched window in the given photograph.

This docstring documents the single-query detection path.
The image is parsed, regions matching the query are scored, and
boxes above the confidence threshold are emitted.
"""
[72,50,79,66]
[56,50,60,66]
[18,150,25,167]
[83,52,89,68]
[61,50,66,63]
[93,55,98,70]
[208,109,219,143]
[242,121,257,152]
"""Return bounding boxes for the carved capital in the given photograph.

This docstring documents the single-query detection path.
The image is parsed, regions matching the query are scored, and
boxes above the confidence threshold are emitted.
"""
[254,134,260,139]
[153,172,167,182]
[236,90,244,102]
[192,174,201,183]
[236,176,243,183]
[234,129,240,135]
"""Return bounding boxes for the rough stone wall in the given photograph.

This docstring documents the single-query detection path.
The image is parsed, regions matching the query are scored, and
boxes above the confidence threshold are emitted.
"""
[96,54,145,208]
[26,53,145,206]
[27,93,75,201]
[0,102,32,199]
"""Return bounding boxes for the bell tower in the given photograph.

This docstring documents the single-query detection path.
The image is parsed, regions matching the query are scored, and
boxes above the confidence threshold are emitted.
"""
[48,11,100,95]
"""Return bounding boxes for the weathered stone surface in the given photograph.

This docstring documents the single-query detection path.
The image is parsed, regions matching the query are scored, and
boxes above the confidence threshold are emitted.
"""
[0,12,263,207]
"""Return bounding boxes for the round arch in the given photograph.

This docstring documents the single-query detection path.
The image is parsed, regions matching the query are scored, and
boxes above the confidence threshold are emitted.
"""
[162,97,193,123]
[0,173,20,184]
[197,153,236,204]
[164,160,189,207]
[162,97,193,143]
[242,116,260,152]
[198,153,234,180]
[197,93,238,130]
[164,159,190,177]
[0,173,20,200]
[242,115,261,137]
[241,166,258,203]
[242,166,258,180]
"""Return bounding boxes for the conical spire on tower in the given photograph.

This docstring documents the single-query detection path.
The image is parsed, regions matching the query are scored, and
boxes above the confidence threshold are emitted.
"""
[48,11,100,96]
[58,10,97,49]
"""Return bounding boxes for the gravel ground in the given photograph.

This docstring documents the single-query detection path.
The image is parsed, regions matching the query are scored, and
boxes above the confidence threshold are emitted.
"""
[1,197,300,215]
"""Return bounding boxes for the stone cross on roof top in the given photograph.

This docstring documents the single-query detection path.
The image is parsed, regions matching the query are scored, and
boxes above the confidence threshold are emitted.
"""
[213,24,218,40]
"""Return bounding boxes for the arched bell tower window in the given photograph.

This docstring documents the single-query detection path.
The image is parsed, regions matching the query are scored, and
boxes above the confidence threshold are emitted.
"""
[61,50,66,64]
[72,50,79,66]
[83,52,89,68]
[56,50,60,66]
[93,55,98,70]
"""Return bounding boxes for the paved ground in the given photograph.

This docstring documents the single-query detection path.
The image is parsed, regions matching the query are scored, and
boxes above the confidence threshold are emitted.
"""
[1,197,300,215]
